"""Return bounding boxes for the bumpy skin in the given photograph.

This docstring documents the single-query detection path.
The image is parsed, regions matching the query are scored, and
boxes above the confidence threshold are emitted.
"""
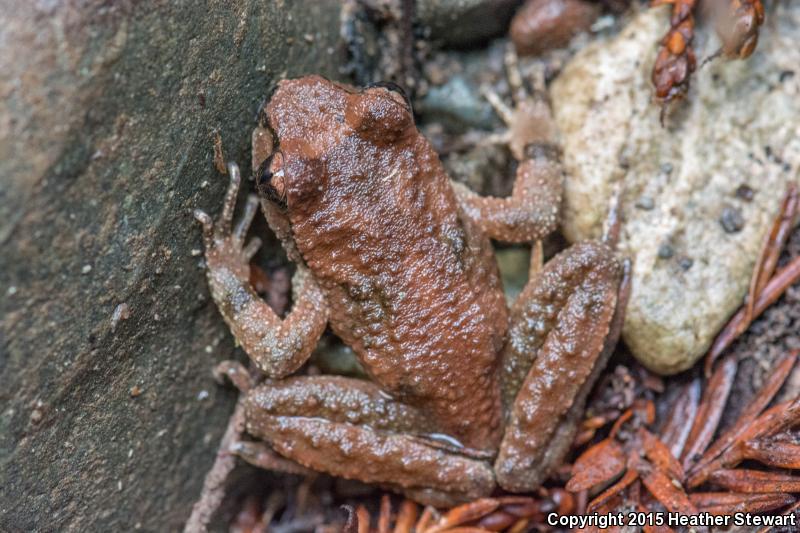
[262,77,509,450]
[198,75,625,505]
[196,165,329,380]
[495,242,626,491]
[453,147,561,243]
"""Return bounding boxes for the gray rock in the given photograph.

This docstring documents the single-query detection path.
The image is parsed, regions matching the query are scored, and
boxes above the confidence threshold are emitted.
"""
[0,1,347,530]
[416,0,519,46]
[719,205,745,234]
[418,75,499,131]
[550,4,800,374]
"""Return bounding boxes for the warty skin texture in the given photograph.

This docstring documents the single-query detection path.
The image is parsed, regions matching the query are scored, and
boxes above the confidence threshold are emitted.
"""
[197,75,626,505]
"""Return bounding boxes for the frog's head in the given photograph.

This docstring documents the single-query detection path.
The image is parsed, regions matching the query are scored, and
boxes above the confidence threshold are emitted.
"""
[255,75,415,217]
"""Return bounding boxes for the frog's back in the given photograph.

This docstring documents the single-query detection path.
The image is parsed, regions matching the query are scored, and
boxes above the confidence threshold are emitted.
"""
[267,76,507,448]
[301,135,506,448]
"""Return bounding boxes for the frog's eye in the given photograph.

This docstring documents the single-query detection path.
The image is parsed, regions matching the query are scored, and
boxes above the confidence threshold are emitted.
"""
[256,151,287,210]
[348,82,414,144]
[365,81,413,115]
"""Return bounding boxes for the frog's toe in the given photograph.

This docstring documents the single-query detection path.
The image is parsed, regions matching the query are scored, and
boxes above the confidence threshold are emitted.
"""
[219,161,242,234]
[230,439,312,475]
[213,360,254,392]
[194,209,214,247]
[234,194,259,241]
[242,237,262,261]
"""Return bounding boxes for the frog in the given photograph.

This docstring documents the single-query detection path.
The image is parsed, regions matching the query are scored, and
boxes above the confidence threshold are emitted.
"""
[194,74,629,506]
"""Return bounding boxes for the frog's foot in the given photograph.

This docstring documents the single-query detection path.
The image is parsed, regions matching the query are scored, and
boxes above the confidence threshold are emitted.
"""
[195,162,329,379]
[494,241,630,492]
[452,44,562,244]
[242,376,496,507]
[481,45,554,161]
[195,162,262,282]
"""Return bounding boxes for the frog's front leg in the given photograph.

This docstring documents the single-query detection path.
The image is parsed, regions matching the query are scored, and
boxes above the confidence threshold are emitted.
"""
[452,144,562,243]
[195,162,329,378]
[494,242,631,492]
[243,375,496,507]
[452,47,563,243]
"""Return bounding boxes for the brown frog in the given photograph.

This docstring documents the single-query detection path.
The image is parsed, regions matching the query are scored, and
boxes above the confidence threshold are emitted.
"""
[195,75,629,506]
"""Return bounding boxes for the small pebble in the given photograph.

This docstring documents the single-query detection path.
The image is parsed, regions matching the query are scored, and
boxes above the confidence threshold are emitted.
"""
[81,265,92,274]
[720,206,745,233]
[130,385,142,397]
[30,408,43,424]
[657,243,674,259]
[111,303,130,331]
[510,0,601,56]
[735,184,755,201]
[7,286,17,295]
[197,390,209,401]
[635,195,655,210]
[679,257,694,270]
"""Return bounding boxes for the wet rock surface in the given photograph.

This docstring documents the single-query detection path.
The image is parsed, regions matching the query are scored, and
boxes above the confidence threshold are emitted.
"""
[550,3,800,374]
[0,1,347,530]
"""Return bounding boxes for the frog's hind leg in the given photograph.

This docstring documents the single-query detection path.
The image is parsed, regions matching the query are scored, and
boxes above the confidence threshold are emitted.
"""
[195,162,329,379]
[494,242,631,492]
[243,376,496,506]
[211,360,315,476]
[452,45,562,244]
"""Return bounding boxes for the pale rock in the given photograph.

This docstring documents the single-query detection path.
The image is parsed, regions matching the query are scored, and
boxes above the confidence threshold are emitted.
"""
[551,3,800,374]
